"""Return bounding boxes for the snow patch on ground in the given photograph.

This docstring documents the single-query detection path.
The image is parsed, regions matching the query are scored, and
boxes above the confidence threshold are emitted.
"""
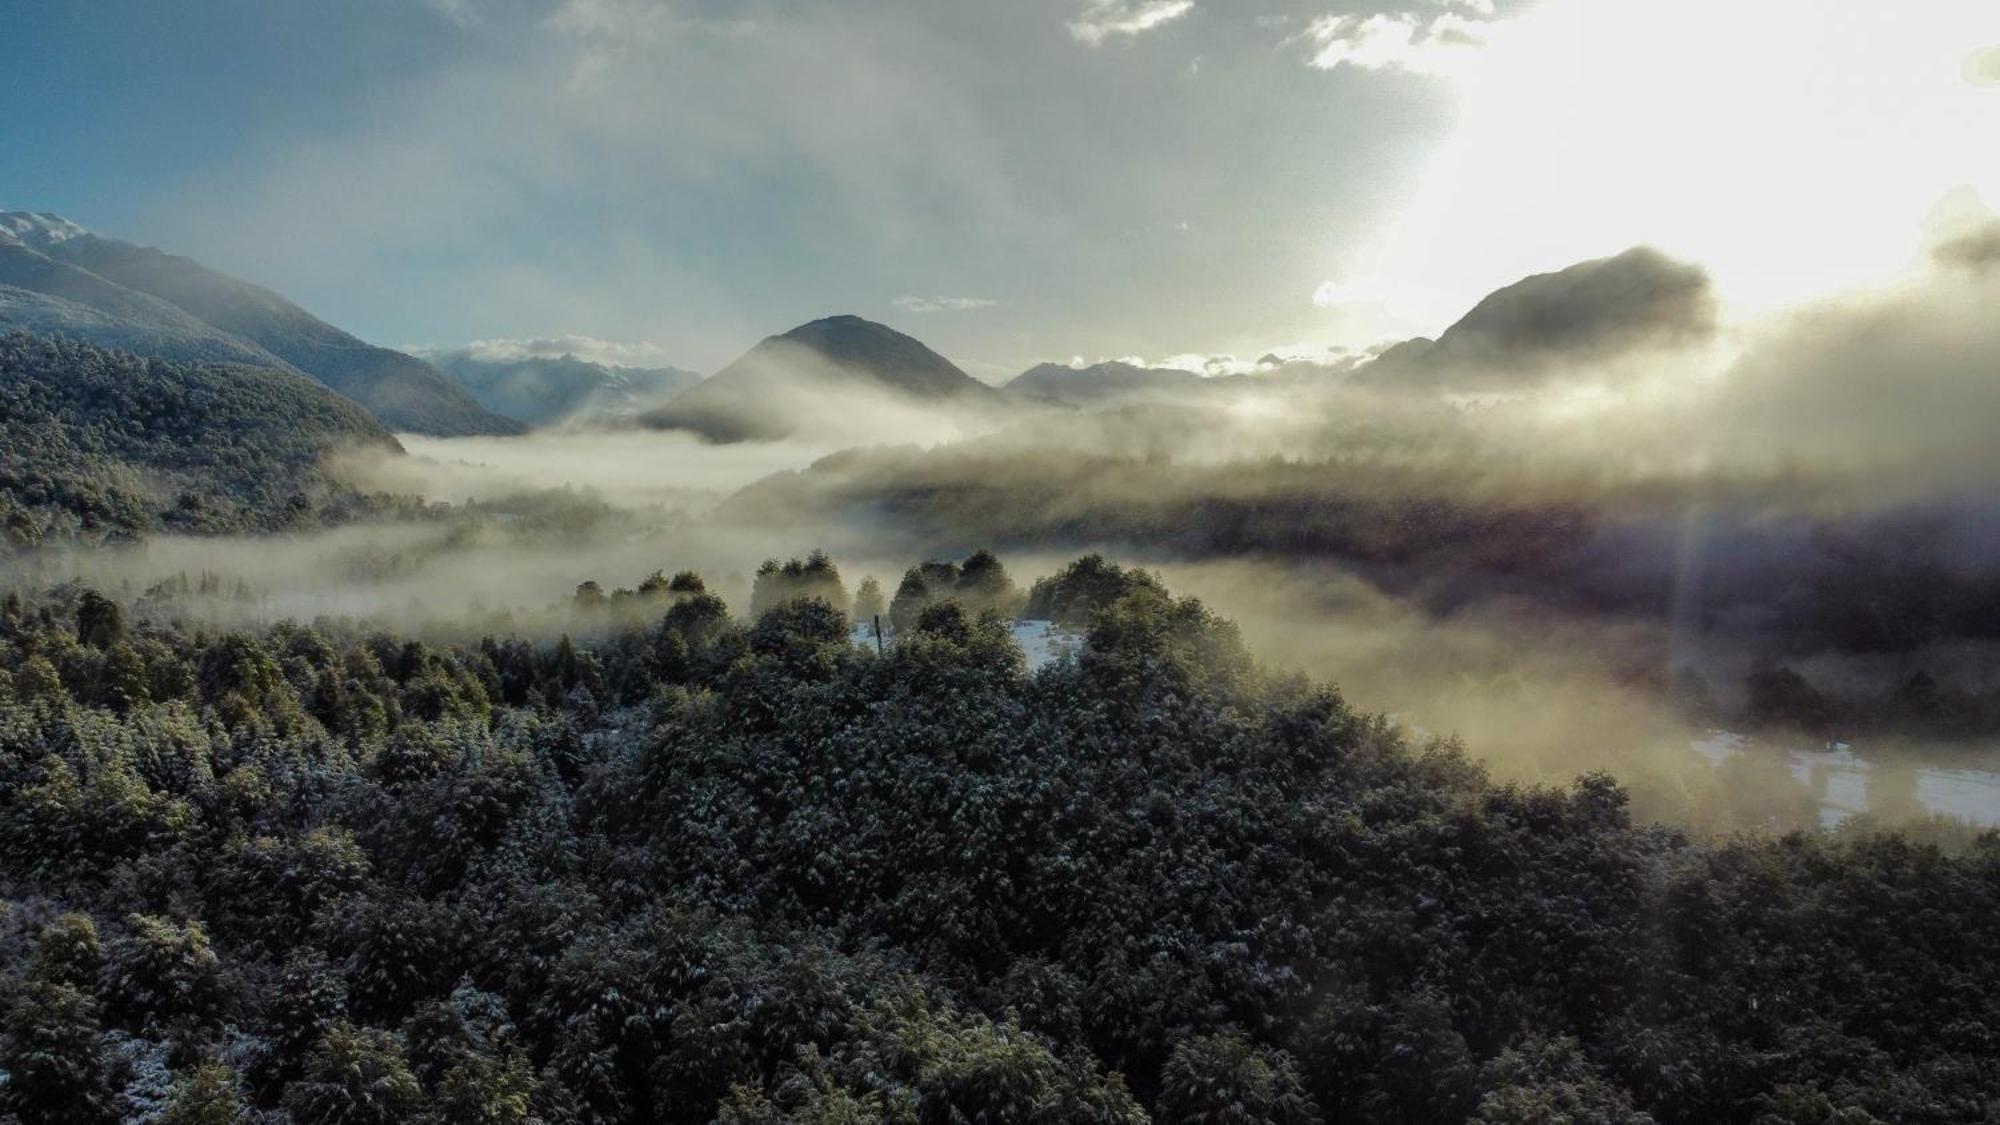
[1010,620,1083,671]
[850,621,887,652]
[849,618,1082,671]
[107,1031,175,1123]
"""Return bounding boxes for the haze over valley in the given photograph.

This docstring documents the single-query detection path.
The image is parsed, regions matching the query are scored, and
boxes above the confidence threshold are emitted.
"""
[8,2,2000,1122]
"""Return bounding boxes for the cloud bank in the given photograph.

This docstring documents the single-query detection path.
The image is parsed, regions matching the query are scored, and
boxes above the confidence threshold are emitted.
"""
[419,334,690,369]
[1068,0,1196,46]
[893,295,1000,313]
[1302,9,1491,75]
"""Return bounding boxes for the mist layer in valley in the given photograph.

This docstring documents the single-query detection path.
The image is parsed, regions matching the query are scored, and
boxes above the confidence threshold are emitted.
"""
[16,219,2000,836]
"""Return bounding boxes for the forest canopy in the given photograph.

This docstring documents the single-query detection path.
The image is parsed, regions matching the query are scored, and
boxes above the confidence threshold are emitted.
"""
[0,558,1995,1123]
[0,332,406,550]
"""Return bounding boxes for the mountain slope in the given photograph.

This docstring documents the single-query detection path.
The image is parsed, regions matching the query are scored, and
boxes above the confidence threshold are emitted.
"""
[0,236,293,369]
[0,281,290,371]
[1005,360,1205,407]
[1363,246,1716,388]
[0,212,520,436]
[0,331,401,548]
[641,314,1007,442]
[428,350,703,427]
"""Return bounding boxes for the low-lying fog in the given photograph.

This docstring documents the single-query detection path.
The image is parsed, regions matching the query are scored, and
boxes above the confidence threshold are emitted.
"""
[17,221,2000,835]
[347,430,854,511]
[26,510,2000,834]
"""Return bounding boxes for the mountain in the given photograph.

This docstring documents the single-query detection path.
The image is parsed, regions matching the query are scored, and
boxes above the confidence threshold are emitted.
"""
[1005,360,1205,407]
[0,280,288,371]
[0,211,90,246]
[428,350,703,427]
[0,332,401,549]
[1004,357,1353,409]
[0,211,520,436]
[1362,246,1717,389]
[1,231,293,370]
[641,314,1009,442]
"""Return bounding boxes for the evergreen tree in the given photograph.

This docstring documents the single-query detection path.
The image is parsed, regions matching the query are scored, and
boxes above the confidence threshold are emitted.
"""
[853,574,886,626]
[283,1023,427,1125]
[159,1061,252,1125]
[1,980,117,1124]
[76,589,126,649]
[1157,1031,1321,1125]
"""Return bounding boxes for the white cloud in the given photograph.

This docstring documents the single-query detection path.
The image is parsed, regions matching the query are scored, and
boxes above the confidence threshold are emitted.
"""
[424,0,481,26]
[1969,45,2000,86]
[545,0,758,43]
[542,0,760,90]
[1302,9,1493,76]
[1311,273,1454,314]
[893,295,1000,313]
[541,0,675,91]
[545,0,675,42]
[1064,346,1353,376]
[419,334,686,368]
[1309,273,1466,344]
[1163,351,1256,375]
[1069,0,1195,47]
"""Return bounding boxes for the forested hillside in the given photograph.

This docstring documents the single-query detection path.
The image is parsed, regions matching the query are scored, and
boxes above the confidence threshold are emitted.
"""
[0,333,406,549]
[0,558,1993,1123]
[43,236,521,438]
[0,214,520,437]
[0,235,294,372]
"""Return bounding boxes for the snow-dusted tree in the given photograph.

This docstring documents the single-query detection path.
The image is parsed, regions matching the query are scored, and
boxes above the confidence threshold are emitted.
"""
[158,1060,251,1125]
[1157,1030,1321,1125]
[104,913,225,1033]
[852,574,886,626]
[32,911,103,986]
[1470,1034,1652,1125]
[282,1022,426,1125]
[750,551,852,620]
[1,979,117,1123]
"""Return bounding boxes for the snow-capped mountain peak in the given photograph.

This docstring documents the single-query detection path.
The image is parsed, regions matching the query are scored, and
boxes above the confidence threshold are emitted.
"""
[0,211,93,248]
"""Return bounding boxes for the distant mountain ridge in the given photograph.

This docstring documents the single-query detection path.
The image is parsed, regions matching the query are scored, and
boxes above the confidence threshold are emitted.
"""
[0,211,89,246]
[0,211,520,436]
[1005,360,1205,406]
[1361,247,1716,388]
[428,350,703,427]
[641,314,1008,443]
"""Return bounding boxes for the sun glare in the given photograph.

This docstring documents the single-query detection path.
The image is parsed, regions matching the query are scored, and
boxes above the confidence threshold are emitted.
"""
[1332,0,2000,336]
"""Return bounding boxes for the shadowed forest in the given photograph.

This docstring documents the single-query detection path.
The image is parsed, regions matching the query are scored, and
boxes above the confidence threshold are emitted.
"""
[2,557,1997,1123]
[8,8,2000,1113]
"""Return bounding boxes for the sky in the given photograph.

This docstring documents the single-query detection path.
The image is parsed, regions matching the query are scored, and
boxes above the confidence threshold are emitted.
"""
[5,0,2000,379]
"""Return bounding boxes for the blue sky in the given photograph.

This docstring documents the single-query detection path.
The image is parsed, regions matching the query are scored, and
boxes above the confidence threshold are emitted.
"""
[9,0,1998,376]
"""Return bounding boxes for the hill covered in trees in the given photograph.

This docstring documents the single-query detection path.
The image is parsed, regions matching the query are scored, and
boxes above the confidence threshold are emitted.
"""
[0,213,519,436]
[0,230,294,373]
[0,557,1995,1123]
[0,333,407,550]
